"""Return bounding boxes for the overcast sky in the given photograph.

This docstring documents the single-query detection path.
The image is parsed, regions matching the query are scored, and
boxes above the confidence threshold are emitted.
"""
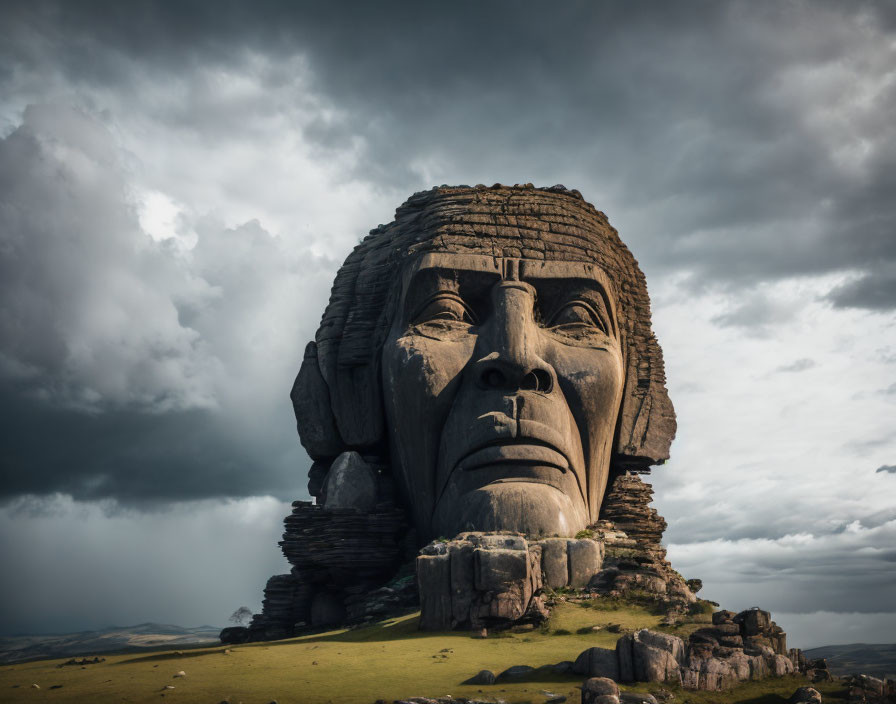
[1,0,894,648]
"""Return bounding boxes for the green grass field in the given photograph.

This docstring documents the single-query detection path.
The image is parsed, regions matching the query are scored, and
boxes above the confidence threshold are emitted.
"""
[0,601,848,704]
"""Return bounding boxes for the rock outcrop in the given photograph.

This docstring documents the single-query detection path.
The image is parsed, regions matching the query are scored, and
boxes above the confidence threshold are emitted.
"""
[573,610,803,692]
[845,674,896,703]
[230,451,412,642]
[590,473,696,610]
[416,532,604,630]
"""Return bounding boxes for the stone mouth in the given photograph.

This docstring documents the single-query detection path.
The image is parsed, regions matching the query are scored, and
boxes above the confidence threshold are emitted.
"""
[455,440,569,473]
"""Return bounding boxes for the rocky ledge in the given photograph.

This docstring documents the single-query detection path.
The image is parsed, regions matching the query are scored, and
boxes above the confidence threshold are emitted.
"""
[572,607,799,692]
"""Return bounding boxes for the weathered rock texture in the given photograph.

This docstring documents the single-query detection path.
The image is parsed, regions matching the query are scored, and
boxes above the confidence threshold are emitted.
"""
[573,610,802,692]
[239,185,688,642]
[416,532,603,630]
[590,472,696,610]
[229,451,413,642]
[582,676,621,704]
[292,184,675,542]
[844,674,896,703]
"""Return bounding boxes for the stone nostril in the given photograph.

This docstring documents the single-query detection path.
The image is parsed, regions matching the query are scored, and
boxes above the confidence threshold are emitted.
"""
[484,369,507,389]
[531,369,553,393]
[520,369,552,392]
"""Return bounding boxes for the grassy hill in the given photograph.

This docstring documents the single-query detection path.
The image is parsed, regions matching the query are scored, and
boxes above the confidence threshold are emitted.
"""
[0,624,221,665]
[0,600,850,704]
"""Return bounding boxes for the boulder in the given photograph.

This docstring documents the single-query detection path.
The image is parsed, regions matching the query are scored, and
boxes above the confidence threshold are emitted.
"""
[449,542,475,625]
[474,547,528,591]
[463,670,495,685]
[621,694,658,704]
[681,656,737,691]
[712,610,736,625]
[567,538,603,587]
[418,533,546,629]
[417,552,452,630]
[322,452,377,512]
[724,651,753,681]
[617,630,685,684]
[574,647,620,680]
[551,661,575,674]
[770,654,795,677]
[541,538,569,589]
[847,674,887,700]
[789,687,822,704]
[736,608,772,637]
[581,677,620,704]
[498,665,534,681]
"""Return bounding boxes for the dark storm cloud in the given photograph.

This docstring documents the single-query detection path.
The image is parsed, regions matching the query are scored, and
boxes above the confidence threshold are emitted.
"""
[1,0,895,507]
[0,103,333,504]
[3,0,896,310]
[0,390,298,504]
[827,266,896,311]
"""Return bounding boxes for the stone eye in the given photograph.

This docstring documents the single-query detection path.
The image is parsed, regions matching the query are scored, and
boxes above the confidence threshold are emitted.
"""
[414,294,476,325]
[549,301,608,334]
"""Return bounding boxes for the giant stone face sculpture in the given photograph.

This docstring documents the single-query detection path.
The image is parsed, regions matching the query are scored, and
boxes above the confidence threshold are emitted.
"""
[292,185,675,543]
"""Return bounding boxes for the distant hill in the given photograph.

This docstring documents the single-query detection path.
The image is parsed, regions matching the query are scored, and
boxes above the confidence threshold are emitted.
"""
[804,643,896,680]
[0,623,222,664]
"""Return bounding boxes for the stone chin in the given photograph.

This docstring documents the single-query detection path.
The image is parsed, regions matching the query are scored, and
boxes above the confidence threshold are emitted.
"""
[432,476,589,538]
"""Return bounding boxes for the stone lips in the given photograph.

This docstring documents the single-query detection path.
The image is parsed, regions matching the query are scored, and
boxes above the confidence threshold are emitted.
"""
[292,184,675,470]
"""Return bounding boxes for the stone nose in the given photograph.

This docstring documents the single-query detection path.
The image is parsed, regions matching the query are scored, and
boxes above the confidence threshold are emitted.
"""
[473,281,556,394]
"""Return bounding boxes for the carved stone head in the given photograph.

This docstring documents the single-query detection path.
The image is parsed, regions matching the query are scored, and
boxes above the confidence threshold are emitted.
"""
[292,185,675,542]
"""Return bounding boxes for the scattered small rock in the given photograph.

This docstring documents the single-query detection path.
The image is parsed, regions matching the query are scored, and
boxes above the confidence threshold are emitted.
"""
[31,684,40,689]
[173,671,186,678]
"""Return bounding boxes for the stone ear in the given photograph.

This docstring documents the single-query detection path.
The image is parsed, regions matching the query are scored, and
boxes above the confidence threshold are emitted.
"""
[291,341,344,459]
[292,340,385,458]
[614,335,676,468]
